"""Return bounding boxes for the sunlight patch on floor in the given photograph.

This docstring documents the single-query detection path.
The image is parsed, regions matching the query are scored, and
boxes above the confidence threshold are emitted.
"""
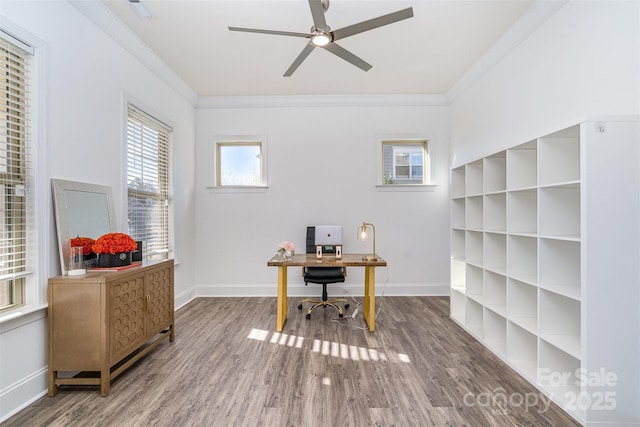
[247,328,411,363]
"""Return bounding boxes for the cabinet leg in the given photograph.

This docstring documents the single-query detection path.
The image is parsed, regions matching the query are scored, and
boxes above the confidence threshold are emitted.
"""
[170,323,175,342]
[100,369,110,397]
[48,370,58,397]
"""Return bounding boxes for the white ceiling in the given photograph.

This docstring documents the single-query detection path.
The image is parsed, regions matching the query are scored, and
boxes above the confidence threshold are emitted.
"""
[100,0,535,97]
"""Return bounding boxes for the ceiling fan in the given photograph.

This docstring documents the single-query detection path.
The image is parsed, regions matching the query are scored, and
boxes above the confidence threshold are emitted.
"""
[229,0,414,77]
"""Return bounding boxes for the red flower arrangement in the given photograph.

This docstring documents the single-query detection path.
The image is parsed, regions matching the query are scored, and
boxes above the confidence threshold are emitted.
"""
[91,233,137,255]
[70,236,95,256]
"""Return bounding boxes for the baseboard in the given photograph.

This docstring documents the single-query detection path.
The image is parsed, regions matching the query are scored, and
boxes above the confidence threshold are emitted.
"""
[0,367,48,423]
[187,282,450,298]
[175,287,199,310]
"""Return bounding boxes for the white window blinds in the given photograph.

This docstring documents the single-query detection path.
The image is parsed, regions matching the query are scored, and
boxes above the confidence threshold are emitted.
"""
[0,34,32,309]
[127,104,171,259]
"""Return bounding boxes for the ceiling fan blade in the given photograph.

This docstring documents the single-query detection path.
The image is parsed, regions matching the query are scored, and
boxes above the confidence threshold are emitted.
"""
[332,7,414,41]
[229,26,310,38]
[324,43,372,72]
[308,0,328,31]
[284,43,316,77]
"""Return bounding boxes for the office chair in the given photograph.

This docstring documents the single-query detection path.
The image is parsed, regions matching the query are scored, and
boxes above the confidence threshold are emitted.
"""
[298,226,349,319]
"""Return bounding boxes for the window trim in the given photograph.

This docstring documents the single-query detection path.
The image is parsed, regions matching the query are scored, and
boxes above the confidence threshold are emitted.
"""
[376,134,437,192]
[207,135,269,192]
[0,23,48,322]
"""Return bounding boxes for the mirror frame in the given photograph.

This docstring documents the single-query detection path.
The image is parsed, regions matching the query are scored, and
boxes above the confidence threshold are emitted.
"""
[52,178,117,275]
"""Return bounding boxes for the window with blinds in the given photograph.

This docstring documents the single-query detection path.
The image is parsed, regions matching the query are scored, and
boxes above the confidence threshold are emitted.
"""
[127,104,172,260]
[0,34,32,311]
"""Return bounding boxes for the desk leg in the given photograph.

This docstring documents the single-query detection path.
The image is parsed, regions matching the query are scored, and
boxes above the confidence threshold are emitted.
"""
[276,266,288,332]
[363,266,375,332]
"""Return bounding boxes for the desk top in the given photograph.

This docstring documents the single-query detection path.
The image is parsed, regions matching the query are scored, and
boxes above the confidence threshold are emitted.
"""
[268,253,386,267]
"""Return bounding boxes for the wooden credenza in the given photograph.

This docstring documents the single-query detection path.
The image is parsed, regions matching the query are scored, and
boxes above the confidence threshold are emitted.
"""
[48,259,175,396]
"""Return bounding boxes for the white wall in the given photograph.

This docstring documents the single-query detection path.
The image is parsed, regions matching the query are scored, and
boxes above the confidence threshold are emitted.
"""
[194,98,451,297]
[0,1,196,421]
[450,0,640,165]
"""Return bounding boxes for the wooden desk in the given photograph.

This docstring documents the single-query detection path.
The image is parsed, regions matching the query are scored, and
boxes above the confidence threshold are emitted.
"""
[267,253,387,332]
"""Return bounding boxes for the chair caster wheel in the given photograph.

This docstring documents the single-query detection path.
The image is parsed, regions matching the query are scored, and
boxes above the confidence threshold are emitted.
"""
[339,313,344,318]
[345,304,350,309]
[305,313,311,320]
[298,304,303,310]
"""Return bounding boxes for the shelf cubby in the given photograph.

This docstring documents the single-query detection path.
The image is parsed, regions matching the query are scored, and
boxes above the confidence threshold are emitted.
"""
[484,309,507,356]
[507,322,538,380]
[539,290,581,359]
[539,185,580,239]
[450,258,466,292]
[538,339,583,419]
[450,288,466,324]
[507,278,537,334]
[507,190,537,234]
[538,127,580,186]
[451,198,465,229]
[451,166,466,198]
[451,229,465,260]
[465,160,483,196]
[465,231,483,265]
[506,141,537,190]
[466,264,483,303]
[539,238,580,300]
[484,193,506,232]
[465,196,483,230]
[483,232,506,274]
[507,235,537,285]
[483,152,506,193]
[465,299,484,338]
[484,270,506,317]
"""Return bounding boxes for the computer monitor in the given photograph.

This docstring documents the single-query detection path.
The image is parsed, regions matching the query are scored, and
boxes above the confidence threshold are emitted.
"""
[315,225,343,246]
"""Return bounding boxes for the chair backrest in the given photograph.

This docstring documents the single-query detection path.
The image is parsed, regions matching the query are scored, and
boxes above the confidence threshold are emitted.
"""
[304,226,345,284]
[306,226,316,254]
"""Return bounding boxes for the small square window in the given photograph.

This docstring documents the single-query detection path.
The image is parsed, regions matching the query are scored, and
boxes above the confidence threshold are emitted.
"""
[382,140,428,185]
[211,137,267,189]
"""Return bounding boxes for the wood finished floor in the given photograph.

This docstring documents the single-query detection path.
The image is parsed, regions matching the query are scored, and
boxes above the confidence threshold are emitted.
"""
[4,297,580,427]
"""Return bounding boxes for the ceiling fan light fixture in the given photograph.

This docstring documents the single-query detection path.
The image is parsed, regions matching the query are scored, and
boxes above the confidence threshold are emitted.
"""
[311,31,332,47]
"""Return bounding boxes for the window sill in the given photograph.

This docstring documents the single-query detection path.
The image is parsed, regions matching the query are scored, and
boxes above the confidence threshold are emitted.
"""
[375,184,438,192]
[206,185,268,193]
[0,304,48,333]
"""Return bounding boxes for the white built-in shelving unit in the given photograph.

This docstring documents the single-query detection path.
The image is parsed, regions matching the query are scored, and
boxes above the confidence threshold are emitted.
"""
[450,119,640,426]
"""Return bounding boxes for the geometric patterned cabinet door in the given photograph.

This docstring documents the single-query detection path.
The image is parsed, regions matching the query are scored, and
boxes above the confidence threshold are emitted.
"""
[48,259,174,396]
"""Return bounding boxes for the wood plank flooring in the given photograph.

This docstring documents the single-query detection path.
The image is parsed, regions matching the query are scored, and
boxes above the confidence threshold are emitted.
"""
[4,297,580,426]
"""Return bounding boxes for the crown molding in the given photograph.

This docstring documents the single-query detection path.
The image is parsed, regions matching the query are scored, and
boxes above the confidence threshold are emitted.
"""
[197,94,448,109]
[446,0,568,103]
[68,0,198,106]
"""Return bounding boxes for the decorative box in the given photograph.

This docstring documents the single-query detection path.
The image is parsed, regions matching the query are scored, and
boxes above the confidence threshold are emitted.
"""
[97,252,132,268]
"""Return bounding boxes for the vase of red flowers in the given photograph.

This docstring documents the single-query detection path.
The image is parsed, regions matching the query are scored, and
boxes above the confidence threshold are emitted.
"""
[92,233,138,268]
[70,236,96,260]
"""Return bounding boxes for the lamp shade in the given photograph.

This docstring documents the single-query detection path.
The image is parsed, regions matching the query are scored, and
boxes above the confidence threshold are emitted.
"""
[358,222,377,261]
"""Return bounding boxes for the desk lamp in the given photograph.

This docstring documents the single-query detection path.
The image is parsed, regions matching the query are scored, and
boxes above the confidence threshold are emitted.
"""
[358,222,377,261]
